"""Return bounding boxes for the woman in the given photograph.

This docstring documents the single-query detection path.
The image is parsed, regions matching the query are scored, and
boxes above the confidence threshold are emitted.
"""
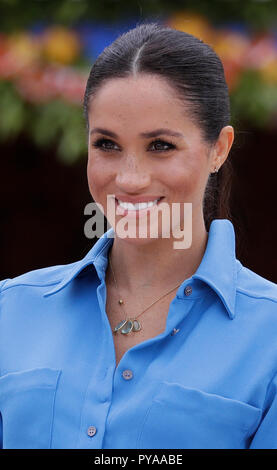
[0,22,277,450]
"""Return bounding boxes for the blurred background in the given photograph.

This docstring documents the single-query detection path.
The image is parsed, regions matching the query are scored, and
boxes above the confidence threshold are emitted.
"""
[0,0,276,282]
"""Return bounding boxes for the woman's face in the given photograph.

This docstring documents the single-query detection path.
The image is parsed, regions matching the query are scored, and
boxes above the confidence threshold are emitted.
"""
[87,74,225,243]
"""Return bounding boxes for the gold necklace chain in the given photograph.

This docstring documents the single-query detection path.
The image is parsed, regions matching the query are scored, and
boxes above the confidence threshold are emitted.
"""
[108,252,183,335]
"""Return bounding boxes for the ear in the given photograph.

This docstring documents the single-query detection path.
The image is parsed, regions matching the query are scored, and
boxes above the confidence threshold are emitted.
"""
[210,126,234,172]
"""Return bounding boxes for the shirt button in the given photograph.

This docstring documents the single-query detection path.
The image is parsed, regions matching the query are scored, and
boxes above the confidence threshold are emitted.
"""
[184,285,193,296]
[171,328,180,336]
[87,425,97,437]
[122,369,133,380]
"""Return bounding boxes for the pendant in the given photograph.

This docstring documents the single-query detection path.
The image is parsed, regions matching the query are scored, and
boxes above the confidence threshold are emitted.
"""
[121,320,134,334]
[132,320,141,331]
[113,319,128,333]
[113,318,141,334]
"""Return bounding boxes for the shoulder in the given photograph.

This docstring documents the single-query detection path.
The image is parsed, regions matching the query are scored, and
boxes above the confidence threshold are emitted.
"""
[236,260,277,304]
[234,260,277,327]
[0,261,78,294]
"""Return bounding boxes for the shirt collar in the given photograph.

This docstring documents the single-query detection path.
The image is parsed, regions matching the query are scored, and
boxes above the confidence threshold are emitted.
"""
[43,229,114,297]
[192,218,237,320]
[44,219,238,319]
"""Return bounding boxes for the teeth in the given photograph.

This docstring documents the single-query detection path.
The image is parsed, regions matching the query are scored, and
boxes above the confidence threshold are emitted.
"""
[117,198,160,210]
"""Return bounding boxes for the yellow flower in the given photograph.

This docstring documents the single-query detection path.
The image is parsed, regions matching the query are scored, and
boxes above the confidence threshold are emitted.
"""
[166,10,214,44]
[43,27,81,65]
[260,58,277,84]
[8,33,41,65]
[211,31,250,65]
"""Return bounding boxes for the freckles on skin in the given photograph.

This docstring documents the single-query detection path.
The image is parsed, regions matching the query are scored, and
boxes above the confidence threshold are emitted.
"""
[87,157,114,205]
[87,74,187,139]
[164,140,211,204]
[87,74,213,211]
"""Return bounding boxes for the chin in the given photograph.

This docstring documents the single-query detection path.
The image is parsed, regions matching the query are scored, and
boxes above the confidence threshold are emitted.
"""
[111,218,171,246]
[113,232,165,247]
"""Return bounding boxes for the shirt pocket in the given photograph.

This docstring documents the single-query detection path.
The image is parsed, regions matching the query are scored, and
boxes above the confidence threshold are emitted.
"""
[137,381,262,449]
[0,367,61,449]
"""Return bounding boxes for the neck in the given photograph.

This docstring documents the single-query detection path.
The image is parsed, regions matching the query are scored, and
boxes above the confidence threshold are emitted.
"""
[107,213,208,295]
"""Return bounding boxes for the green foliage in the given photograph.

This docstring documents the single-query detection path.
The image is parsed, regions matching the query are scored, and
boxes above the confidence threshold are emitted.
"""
[0,80,87,164]
[31,99,87,163]
[0,0,276,31]
[230,70,277,128]
[0,81,26,138]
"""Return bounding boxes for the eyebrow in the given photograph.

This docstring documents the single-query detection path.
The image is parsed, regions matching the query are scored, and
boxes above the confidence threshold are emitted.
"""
[89,127,184,139]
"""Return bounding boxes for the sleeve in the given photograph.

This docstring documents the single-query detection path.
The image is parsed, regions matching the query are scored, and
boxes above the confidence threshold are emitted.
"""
[0,278,10,450]
[249,372,277,449]
[0,413,2,449]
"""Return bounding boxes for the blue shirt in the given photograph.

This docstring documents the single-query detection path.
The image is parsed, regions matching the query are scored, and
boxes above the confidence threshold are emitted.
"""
[0,218,277,449]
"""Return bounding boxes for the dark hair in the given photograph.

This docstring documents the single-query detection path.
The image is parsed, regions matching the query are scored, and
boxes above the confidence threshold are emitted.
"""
[83,21,233,231]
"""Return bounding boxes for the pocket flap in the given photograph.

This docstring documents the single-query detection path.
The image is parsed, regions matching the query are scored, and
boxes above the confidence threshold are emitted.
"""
[138,381,262,449]
[154,381,262,432]
[0,367,61,449]
[0,368,61,399]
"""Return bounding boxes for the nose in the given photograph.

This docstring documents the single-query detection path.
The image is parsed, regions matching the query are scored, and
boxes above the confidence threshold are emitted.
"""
[115,154,151,193]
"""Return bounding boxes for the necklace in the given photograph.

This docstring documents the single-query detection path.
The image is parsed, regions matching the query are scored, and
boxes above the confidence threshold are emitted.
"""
[108,252,183,335]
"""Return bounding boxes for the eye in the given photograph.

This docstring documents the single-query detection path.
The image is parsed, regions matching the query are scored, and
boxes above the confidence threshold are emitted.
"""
[91,137,176,153]
[149,139,176,152]
[91,138,120,151]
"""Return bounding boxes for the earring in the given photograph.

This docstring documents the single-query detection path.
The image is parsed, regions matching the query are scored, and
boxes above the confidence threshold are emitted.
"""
[211,165,219,174]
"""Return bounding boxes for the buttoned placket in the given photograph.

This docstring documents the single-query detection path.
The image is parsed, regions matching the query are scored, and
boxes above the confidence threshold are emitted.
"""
[76,272,205,448]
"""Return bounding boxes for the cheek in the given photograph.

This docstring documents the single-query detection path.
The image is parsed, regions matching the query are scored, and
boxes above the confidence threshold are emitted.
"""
[87,155,111,198]
[165,151,209,200]
[165,161,201,194]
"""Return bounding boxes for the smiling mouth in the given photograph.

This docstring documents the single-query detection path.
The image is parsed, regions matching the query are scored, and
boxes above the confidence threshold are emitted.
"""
[116,197,164,211]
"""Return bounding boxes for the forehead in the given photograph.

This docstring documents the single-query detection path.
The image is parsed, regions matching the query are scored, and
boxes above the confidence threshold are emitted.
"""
[91,73,180,104]
[88,74,192,129]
